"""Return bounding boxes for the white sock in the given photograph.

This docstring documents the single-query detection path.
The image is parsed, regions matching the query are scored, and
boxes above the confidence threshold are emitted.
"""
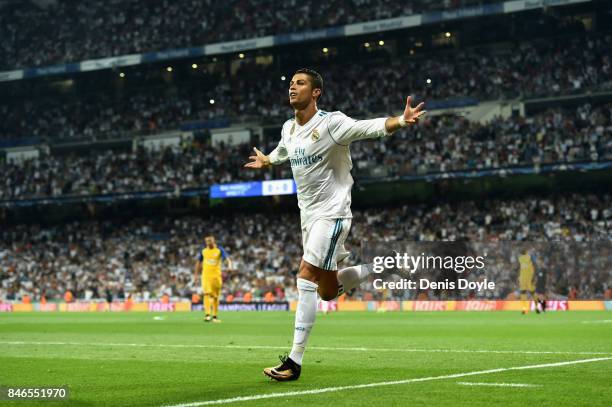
[289,278,318,365]
[337,264,369,297]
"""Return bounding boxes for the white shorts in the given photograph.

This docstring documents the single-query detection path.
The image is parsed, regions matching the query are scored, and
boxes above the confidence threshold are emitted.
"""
[302,218,351,271]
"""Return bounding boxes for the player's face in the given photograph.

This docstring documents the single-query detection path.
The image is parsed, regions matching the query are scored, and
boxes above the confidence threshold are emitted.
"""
[205,237,215,248]
[289,73,318,109]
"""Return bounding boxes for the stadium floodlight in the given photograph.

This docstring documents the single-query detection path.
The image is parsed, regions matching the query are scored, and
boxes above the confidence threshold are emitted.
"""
[238,53,245,59]
[364,42,370,48]
[209,99,215,104]
[281,76,286,81]
[426,78,432,84]
[166,66,173,72]
[119,72,125,78]
[378,40,384,46]
[322,47,329,53]
[192,63,198,69]
[446,32,452,38]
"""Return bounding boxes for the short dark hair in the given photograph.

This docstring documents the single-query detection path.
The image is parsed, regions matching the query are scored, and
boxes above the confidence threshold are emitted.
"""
[294,68,323,100]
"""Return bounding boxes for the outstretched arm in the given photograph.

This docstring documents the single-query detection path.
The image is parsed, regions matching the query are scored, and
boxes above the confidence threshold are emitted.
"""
[330,96,426,145]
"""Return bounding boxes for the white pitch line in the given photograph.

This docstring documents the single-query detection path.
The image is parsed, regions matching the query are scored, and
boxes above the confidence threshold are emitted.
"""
[457,382,541,388]
[1,341,611,356]
[160,357,612,407]
[582,320,612,324]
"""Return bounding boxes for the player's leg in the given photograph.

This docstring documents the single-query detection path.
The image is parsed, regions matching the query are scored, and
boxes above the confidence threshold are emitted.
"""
[212,277,222,323]
[203,277,213,322]
[264,218,346,381]
[519,276,528,300]
[263,260,323,381]
[317,267,340,300]
[210,295,220,322]
[527,288,535,313]
[292,261,325,361]
[203,295,212,321]
[527,281,537,312]
[334,251,407,298]
[212,295,220,321]
[294,218,345,364]
[335,264,369,297]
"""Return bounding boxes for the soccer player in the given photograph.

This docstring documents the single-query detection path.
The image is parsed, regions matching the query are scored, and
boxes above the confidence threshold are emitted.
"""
[518,248,537,305]
[244,68,425,381]
[194,235,232,323]
[535,254,547,313]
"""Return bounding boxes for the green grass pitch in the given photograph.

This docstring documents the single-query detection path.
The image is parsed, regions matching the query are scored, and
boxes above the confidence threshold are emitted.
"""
[1,311,611,406]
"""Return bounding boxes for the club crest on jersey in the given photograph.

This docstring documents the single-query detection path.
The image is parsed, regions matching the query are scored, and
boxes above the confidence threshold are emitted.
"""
[311,129,320,142]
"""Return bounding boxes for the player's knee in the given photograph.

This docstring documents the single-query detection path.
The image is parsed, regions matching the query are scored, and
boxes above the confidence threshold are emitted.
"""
[318,289,336,301]
[318,283,338,301]
[297,261,320,283]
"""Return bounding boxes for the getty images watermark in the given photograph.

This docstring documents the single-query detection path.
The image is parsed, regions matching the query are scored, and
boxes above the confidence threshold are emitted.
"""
[369,251,495,291]
[359,241,505,295]
[359,241,611,299]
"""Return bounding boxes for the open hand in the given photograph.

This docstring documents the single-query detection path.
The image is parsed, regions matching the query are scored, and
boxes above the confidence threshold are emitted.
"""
[244,147,270,169]
[403,96,426,123]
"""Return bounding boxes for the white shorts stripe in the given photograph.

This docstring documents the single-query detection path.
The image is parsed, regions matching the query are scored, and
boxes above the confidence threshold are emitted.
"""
[323,219,342,270]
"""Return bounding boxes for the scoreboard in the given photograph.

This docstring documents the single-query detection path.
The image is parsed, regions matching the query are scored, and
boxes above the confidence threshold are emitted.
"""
[210,179,296,199]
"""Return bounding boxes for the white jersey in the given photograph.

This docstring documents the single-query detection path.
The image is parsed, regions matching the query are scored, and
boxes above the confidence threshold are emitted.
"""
[268,110,389,229]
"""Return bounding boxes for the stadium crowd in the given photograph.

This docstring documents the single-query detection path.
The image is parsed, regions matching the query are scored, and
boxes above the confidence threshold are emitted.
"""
[321,33,612,111]
[0,142,259,200]
[2,0,495,70]
[2,32,611,142]
[1,194,610,303]
[349,102,612,177]
[1,1,610,308]
[1,103,610,200]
